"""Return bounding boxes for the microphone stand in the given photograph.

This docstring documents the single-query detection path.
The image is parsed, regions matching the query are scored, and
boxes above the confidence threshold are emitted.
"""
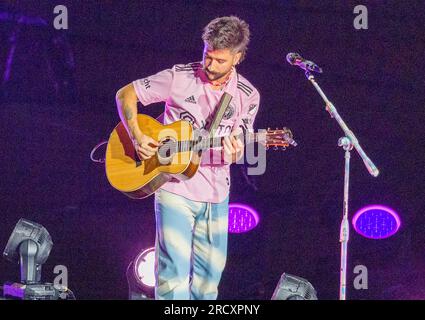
[303,70,379,300]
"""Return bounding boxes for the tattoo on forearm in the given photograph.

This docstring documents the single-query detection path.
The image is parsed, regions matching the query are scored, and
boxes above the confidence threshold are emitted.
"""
[124,106,133,121]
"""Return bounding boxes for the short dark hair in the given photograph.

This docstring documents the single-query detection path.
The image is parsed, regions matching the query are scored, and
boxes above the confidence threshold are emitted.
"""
[202,16,250,63]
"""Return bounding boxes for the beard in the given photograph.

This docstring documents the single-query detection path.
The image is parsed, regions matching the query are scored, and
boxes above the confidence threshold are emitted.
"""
[204,68,229,81]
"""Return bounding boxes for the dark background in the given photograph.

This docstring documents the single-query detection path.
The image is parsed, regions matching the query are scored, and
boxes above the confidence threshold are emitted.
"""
[0,0,424,300]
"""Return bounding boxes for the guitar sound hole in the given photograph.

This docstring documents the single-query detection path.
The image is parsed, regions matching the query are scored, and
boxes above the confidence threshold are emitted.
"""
[164,147,171,157]
[158,138,176,163]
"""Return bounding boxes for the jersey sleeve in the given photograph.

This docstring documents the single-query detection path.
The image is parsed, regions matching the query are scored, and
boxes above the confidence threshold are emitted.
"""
[132,67,174,106]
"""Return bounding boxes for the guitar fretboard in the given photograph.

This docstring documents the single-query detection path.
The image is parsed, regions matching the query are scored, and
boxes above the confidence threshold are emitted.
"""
[171,132,260,153]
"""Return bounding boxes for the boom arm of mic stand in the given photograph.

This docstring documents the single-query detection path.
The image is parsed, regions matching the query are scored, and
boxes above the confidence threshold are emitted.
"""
[304,71,379,177]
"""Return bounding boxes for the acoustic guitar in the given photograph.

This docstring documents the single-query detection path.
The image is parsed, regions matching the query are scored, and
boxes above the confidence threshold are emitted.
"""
[105,114,295,199]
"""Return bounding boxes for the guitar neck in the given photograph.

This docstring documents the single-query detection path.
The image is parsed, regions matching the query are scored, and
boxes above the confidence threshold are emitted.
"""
[178,132,259,153]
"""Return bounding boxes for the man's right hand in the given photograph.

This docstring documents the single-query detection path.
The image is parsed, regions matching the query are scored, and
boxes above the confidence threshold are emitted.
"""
[133,133,161,160]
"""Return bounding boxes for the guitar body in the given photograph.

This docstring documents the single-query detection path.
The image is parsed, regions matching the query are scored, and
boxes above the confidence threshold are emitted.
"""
[105,114,201,199]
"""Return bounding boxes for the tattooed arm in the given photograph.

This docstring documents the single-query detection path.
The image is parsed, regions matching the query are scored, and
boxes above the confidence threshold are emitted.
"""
[115,83,159,160]
[116,83,140,140]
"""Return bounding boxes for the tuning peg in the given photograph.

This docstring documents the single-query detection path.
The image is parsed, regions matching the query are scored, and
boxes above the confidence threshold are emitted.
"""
[281,146,286,151]
[273,146,278,151]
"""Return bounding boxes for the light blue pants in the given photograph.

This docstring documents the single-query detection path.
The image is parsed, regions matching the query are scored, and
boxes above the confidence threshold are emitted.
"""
[154,189,229,300]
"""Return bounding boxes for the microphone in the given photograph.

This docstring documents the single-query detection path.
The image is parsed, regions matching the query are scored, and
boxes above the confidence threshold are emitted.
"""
[286,52,323,73]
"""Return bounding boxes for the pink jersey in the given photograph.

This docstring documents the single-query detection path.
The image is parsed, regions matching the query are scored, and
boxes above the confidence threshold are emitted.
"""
[132,62,260,203]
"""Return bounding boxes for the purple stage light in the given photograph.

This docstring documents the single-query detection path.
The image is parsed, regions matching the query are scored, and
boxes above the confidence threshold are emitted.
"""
[228,203,260,234]
[134,247,155,287]
[352,205,401,239]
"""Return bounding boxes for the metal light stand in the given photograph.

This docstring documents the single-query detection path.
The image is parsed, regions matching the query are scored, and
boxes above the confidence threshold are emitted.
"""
[304,70,379,300]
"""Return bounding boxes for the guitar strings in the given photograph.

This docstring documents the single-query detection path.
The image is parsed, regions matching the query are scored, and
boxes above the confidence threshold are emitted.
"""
[161,132,256,153]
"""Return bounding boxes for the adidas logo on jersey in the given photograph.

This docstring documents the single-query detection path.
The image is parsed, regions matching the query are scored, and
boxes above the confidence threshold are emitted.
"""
[184,95,197,104]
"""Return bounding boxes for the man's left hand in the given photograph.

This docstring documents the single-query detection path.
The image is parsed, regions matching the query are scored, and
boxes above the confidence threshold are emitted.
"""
[222,131,244,164]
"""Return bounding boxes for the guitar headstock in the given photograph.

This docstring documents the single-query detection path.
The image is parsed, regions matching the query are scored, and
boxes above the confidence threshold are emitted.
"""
[259,127,295,150]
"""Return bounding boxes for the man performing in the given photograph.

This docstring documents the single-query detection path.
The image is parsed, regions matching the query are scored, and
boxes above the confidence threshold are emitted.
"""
[115,16,260,300]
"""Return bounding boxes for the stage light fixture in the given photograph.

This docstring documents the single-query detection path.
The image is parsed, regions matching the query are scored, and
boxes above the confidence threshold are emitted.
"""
[271,273,318,300]
[2,218,74,300]
[228,203,260,233]
[352,205,401,239]
[3,218,53,284]
[126,247,155,300]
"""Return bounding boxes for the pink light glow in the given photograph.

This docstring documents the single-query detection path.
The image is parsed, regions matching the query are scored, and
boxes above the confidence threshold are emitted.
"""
[228,203,260,233]
[352,205,401,239]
